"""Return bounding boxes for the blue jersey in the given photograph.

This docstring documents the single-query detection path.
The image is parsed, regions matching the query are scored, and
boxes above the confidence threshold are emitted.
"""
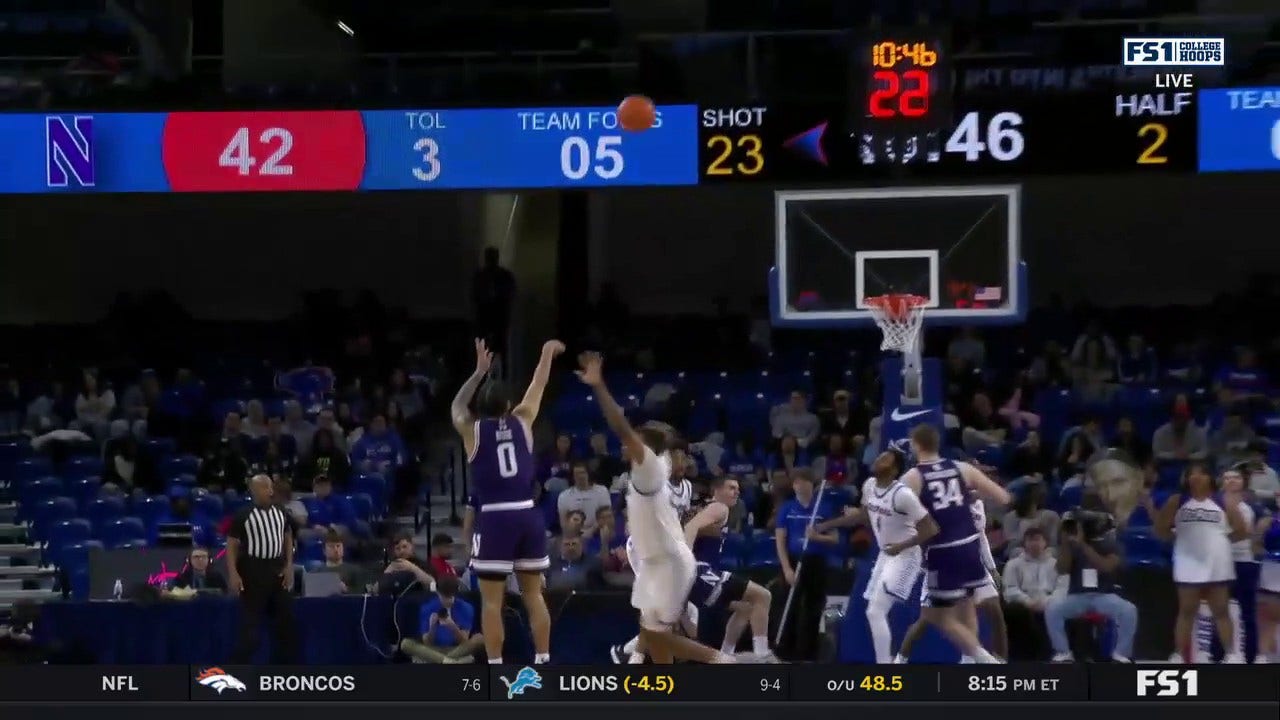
[691,512,728,567]
[915,459,980,547]
[469,416,536,507]
[1264,515,1280,555]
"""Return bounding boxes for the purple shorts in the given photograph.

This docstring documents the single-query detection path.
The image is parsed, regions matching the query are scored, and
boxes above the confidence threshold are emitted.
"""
[469,507,549,575]
[922,537,989,606]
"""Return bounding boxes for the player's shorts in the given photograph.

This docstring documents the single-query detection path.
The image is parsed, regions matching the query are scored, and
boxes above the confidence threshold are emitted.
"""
[921,536,990,607]
[864,546,922,603]
[687,562,750,610]
[469,506,550,576]
[1173,543,1236,585]
[631,550,697,631]
[1260,562,1280,596]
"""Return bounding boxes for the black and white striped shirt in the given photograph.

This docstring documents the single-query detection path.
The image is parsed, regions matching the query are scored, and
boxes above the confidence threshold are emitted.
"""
[229,504,294,560]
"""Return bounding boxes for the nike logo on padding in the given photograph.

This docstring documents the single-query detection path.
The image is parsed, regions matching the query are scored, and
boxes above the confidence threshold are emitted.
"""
[890,408,932,422]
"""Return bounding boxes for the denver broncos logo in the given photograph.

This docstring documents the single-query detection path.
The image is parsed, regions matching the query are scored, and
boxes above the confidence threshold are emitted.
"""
[196,667,247,693]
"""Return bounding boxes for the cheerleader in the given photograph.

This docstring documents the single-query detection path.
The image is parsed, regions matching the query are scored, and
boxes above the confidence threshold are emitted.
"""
[1145,462,1249,663]
[1220,470,1260,662]
[1257,510,1280,664]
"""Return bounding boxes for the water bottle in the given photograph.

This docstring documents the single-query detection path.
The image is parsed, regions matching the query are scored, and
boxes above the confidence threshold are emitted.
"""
[112,579,123,600]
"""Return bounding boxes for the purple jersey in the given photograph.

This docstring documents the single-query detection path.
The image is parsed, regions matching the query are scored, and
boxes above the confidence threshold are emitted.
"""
[692,515,728,567]
[468,416,536,507]
[916,459,981,547]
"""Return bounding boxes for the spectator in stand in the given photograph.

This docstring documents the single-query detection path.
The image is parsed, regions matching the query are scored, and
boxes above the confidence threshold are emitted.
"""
[947,326,987,368]
[1215,347,1270,402]
[557,462,611,535]
[297,428,350,490]
[305,475,356,538]
[401,576,483,664]
[560,509,586,541]
[543,432,576,492]
[197,437,250,492]
[428,533,458,579]
[25,380,70,435]
[1070,321,1117,367]
[277,363,335,415]
[117,370,160,439]
[961,391,1009,455]
[546,533,602,590]
[770,391,820,449]
[721,431,767,491]
[317,531,363,593]
[1027,341,1071,388]
[385,400,410,443]
[1241,440,1279,502]
[1153,395,1210,461]
[172,545,228,592]
[586,506,626,558]
[1164,343,1204,387]
[243,400,269,438]
[585,431,624,485]
[1071,336,1116,403]
[758,469,793,530]
[1111,416,1151,468]
[219,411,248,448]
[273,478,309,529]
[819,389,868,449]
[607,445,633,492]
[282,400,317,459]
[1008,431,1050,490]
[998,374,1041,433]
[252,438,295,482]
[1002,483,1061,552]
[1057,432,1095,488]
[351,413,406,477]
[766,434,809,474]
[335,402,360,438]
[72,370,116,442]
[943,355,982,410]
[1001,527,1058,660]
[102,432,161,495]
[811,433,854,488]
[1211,406,1257,471]
[314,408,349,454]
[1116,335,1158,384]
[390,368,425,426]
[382,532,436,590]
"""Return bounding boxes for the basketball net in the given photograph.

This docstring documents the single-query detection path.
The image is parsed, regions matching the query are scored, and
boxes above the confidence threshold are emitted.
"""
[864,294,927,355]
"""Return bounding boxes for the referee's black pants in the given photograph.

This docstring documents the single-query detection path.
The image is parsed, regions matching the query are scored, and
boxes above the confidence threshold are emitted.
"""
[232,558,298,664]
[777,551,829,662]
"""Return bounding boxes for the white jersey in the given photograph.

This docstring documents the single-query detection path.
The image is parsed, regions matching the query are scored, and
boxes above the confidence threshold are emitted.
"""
[1232,501,1256,563]
[668,478,694,518]
[971,498,997,572]
[861,478,928,546]
[627,448,690,562]
[1173,495,1235,584]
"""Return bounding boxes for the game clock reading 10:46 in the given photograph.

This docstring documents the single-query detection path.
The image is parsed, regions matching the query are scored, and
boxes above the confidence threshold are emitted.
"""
[865,38,945,121]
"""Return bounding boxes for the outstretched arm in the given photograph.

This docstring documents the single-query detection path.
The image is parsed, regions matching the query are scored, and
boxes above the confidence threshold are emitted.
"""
[512,340,565,424]
[451,340,493,454]
[684,502,728,548]
[959,462,1011,506]
[576,352,646,461]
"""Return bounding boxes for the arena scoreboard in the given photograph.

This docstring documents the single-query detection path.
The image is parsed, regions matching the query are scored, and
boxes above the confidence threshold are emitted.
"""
[2,87,1277,193]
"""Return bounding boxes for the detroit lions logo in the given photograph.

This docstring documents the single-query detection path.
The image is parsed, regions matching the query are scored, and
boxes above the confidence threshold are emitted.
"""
[196,667,247,693]
[499,666,543,699]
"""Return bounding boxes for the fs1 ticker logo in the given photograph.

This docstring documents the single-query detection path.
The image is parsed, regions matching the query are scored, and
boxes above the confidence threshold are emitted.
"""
[45,115,96,188]
[1123,38,1225,66]
[1136,669,1199,697]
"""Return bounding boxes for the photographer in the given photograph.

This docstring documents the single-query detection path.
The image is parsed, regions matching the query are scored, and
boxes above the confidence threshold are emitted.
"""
[1043,506,1137,662]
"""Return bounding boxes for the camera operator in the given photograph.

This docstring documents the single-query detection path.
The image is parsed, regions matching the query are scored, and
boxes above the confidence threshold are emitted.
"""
[1043,506,1137,662]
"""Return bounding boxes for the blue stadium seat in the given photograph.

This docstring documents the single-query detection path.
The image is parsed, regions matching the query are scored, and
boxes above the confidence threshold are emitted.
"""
[0,439,33,466]
[57,540,102,574]
[112,539,149,550]
[15,457,53,481]
[1122,528,1170,567]
[345,492,373,521]
[132,495,169,529]
[18,476,64,512]
[210,398,245,423]
[86,496,127,533]
[1155,460,1187,491]
[747,533,780,567]
[299,537,325,564]
[169,473,198,489]
[46,518,92,564]
[68,476,102,509]
[1055,484,1084,512]
[29,496,77,541]
[143,437,177,458]
[1127,504,1153,527]
[102,517,147,548]
[349,473,387,512]
[64,455,104,480]
[192,492,224,520]
[160,454,200,480]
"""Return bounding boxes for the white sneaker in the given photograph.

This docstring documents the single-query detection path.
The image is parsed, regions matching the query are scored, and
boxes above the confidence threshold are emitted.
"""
[443,655,475,664]
[628,653,646,664]
[892,654,908,664]
[959,655,975,664]
[750,651,781,664]
[608,645,627,664]
[1168,652,1186,664]
[1111,654,1132,663]
[1051,652,1074,663]
[1222,653,1245,664]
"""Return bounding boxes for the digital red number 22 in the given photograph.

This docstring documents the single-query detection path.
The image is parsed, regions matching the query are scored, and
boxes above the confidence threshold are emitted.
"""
[869,69,931,118]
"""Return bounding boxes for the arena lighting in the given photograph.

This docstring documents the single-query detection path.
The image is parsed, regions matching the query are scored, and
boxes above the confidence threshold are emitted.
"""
[336,20,355,37]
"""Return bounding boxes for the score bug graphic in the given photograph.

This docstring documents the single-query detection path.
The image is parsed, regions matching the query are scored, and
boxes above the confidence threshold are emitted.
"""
[161,111,367,192]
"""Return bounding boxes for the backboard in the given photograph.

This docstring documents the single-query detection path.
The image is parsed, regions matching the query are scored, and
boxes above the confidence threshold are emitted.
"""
[769,185,1027,328]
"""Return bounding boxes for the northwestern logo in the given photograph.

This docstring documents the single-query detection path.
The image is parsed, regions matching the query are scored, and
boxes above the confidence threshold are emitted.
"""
[45,115,95,188]
[499,666,542,699]
[783,122,829,166]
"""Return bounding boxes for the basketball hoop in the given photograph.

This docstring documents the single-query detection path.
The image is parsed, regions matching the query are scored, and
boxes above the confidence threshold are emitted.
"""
[864,294,928,354]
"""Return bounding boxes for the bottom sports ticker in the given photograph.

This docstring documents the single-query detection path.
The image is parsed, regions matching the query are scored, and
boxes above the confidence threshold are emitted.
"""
[0,665,1275,703]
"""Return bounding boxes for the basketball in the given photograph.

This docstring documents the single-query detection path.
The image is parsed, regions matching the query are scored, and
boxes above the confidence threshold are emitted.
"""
[617,95,656,132]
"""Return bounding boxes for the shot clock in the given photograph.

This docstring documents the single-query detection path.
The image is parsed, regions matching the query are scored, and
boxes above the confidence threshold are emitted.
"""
[854,33,952,127]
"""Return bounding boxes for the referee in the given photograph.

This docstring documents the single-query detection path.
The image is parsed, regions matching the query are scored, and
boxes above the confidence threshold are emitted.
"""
[227,474,299,663]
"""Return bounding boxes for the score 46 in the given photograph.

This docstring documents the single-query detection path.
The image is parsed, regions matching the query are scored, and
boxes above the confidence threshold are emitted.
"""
[944,111,1025,162]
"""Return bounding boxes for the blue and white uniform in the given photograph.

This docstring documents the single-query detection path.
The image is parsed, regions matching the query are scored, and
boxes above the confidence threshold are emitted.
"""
[625,448,697,630]
[862,477,928,603]
[1173,494,1235,585]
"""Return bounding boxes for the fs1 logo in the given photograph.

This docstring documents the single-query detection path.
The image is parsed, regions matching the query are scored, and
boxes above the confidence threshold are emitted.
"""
[1123,38,1225,66]
[45,115,96,188]
[1136,669,1199,697]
